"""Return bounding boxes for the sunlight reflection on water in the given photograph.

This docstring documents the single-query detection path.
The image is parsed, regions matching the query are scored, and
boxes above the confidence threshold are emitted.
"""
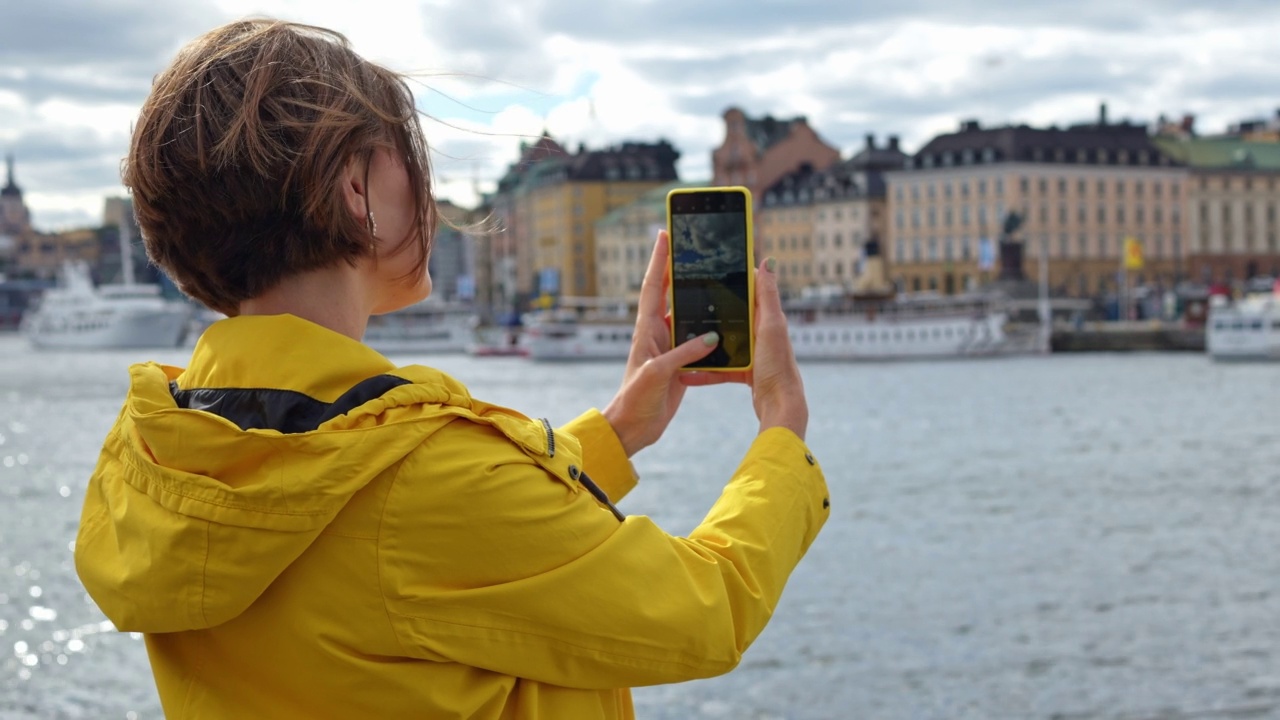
[1,334,1279,719]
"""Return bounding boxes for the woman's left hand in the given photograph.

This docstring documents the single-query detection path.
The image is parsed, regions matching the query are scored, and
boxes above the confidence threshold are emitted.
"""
[602,230,718,457]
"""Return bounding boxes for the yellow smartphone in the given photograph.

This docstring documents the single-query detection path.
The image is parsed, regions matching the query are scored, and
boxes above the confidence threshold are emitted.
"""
[666,186,755,371]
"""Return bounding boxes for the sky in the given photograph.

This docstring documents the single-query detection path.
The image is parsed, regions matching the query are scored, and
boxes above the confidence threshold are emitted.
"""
[2,0,1279,231]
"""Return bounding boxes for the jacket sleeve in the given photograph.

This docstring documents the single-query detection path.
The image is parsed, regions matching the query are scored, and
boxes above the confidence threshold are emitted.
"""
[378,418,829,690]
[558,408,637,503]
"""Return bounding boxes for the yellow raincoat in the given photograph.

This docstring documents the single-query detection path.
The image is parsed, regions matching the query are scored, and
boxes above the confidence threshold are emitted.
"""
[75,314,829,719]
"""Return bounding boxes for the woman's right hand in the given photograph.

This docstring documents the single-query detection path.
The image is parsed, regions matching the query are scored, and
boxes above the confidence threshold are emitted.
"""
[681,257,808,441]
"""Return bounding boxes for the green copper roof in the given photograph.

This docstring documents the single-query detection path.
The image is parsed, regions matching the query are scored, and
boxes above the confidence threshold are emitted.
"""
[1153,136,1280,170]
[594,180,700,229]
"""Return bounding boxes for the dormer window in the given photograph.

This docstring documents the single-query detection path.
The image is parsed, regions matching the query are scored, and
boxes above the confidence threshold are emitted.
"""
[982,148,996,163]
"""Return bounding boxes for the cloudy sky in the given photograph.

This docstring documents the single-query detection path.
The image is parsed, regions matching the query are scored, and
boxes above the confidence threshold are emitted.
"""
[3,0,1279,230]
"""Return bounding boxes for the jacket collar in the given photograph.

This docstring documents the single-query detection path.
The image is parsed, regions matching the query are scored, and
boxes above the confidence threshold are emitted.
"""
[178,314,398,403]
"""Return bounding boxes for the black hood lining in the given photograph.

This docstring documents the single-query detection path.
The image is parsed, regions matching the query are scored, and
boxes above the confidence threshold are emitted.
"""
[169,374,412,434]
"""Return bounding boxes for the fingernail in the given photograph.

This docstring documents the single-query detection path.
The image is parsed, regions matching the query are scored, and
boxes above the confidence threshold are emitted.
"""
[702,331,720,347]
[765,257,777,273]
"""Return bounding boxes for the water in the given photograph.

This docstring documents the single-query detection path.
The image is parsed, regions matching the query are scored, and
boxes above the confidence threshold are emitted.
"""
[2,334,1279,719]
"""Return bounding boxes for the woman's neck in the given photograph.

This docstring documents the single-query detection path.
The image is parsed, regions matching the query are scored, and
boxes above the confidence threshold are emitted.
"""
[238,265,371,341]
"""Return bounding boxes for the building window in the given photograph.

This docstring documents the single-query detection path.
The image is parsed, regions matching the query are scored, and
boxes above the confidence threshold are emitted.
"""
[1020,177,1030,194]
[978,179,987,196]
[996,178,1005,195]
[834,233,843,248]
[1079,233,1088,258]
[1060,234,1069,258]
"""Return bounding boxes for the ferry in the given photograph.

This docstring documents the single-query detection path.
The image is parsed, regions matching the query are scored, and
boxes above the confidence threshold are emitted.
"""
[467,324,529,357]
[362,299,476,356]
[522,297,634,362]
[21,260,190,350]
[1206,280,1280,361]
[785,292,1023,360]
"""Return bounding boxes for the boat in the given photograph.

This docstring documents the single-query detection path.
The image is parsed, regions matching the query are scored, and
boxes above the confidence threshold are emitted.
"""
[522,297,634,362]
[1206,279,1280,361]
[467,324,529,357]
[21,260,190,350]
[362,298,476,355]
[783,237,1046,360]
[784,291,1034,360]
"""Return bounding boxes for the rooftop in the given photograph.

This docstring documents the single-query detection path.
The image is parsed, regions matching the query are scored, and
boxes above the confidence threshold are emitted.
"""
[1151,136,1280,171]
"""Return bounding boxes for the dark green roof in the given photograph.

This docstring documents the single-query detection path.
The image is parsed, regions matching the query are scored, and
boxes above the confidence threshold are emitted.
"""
[595,180,700,229]
[1153,136,1280,170]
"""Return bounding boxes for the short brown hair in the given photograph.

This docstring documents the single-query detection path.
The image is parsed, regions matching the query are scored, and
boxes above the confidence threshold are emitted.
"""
[124,19,437,315]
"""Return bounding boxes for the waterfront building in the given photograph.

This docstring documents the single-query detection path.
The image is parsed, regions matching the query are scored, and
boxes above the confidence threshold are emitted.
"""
[488,135,678,302]
[489,133,567,313]
[1153,134,1280,283]
[428,200,480,303]
[758,166,818,297]
[712,108,840,199]
[887,108,1187,297]
[1,154,32,273]
[811,134,907,290]
[594,181,691,306]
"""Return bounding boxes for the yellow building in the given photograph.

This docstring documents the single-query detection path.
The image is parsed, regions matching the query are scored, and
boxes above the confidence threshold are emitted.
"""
[757,171,815,297]
[504,140,680,299]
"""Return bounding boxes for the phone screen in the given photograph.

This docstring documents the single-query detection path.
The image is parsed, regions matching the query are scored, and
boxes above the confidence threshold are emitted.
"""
[668,189,753,370]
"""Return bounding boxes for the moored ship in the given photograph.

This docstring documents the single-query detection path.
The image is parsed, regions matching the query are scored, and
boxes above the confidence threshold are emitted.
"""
[21,260,191,350]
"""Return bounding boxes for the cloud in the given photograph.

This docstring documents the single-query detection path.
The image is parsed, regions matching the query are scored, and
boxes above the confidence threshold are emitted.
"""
[4,0,1280,231]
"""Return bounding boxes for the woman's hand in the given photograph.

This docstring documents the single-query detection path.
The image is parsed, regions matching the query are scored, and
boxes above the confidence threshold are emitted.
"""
[681,257,808,441]
[602,230,718,457]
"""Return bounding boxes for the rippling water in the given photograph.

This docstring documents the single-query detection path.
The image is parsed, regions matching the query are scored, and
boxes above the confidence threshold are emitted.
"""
[2,333,1279,719]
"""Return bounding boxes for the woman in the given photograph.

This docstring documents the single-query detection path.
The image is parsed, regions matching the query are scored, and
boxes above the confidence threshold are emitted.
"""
[75,19,828,719]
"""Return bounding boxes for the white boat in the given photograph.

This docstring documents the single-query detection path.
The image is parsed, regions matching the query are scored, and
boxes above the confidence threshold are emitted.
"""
[363,299,476,355]
[21,260,190,350]
[523,297,634,362]
[1206,284,1280,361]
[784,292,1028,360]
[467,324,529,358]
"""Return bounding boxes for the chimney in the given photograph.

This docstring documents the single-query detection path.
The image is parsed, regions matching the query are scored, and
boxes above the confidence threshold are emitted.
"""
[1099,102,1108,126]
[960,119,980,133]
[1181,114,1196,135]
[888,135,901,151]
[865,133,875,150]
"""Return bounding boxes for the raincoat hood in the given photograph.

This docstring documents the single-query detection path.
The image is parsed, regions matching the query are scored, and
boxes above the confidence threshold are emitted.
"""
[75,315,503,633]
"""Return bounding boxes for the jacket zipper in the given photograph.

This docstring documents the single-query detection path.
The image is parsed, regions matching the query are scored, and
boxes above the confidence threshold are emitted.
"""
[539,418,555,458]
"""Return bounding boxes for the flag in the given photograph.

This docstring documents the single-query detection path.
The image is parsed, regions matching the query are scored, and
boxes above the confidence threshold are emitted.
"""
[1123,236,1144,270]
[977,238,995,270]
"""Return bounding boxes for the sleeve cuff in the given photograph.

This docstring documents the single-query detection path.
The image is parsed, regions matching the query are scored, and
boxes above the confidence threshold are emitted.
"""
[559,409,639,503]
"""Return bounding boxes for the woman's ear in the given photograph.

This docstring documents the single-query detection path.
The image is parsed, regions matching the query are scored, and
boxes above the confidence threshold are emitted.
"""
[341,154,369,222]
